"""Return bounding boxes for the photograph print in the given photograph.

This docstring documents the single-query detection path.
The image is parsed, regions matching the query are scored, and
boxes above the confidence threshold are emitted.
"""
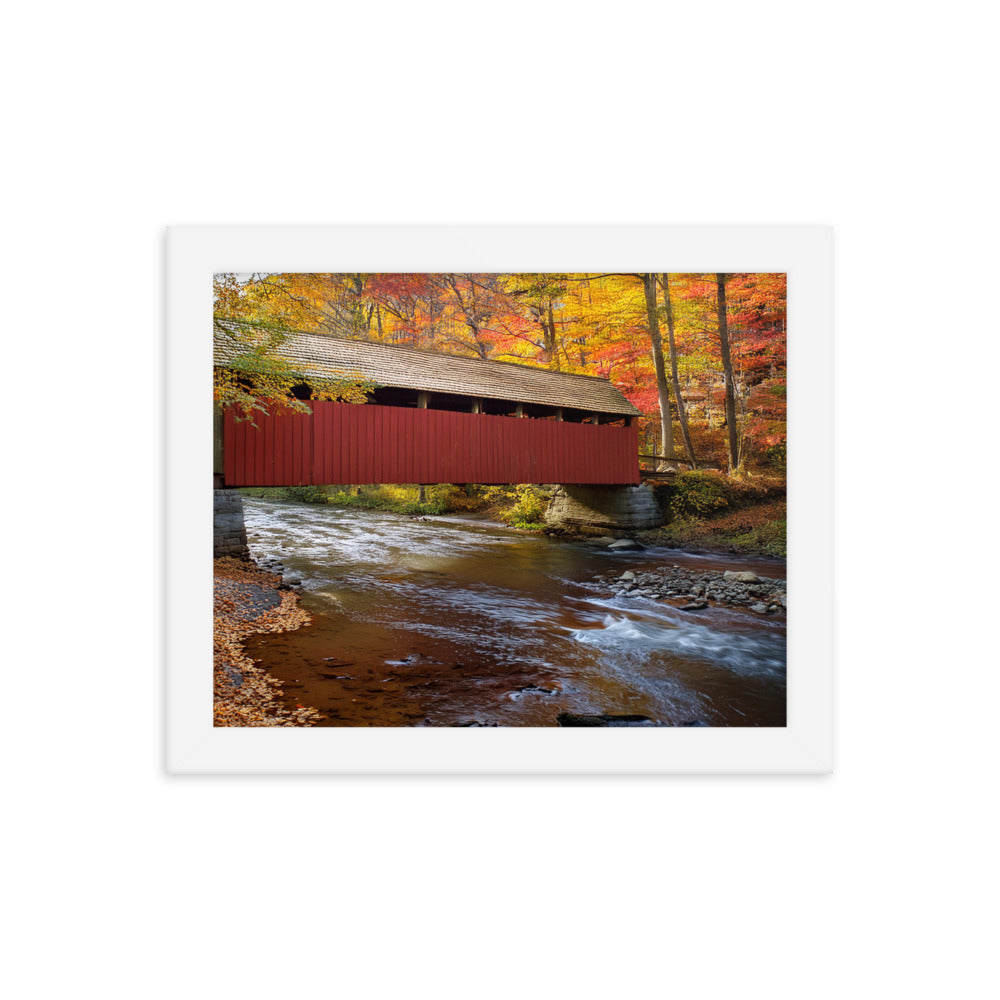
[211,271,787,728]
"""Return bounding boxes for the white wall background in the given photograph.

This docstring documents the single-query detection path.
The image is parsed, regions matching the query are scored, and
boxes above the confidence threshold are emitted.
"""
[4,3,995,998]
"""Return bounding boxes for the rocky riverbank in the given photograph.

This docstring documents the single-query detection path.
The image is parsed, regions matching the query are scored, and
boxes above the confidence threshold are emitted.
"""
[592,562,786,615]
[213,557,320,726]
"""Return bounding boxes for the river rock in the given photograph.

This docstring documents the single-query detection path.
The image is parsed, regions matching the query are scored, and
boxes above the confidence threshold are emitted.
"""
[608,538,644,551]
[679,601,708,611]
[591,562,786,615]
[750,603,769,614]
[222,664,243,688]
[557,712,657,727]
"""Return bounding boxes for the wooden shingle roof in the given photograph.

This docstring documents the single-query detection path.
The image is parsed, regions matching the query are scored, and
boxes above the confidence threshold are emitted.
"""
[213,321,641,417]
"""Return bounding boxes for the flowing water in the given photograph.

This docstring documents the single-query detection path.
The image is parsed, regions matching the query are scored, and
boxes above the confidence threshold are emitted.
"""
[241,497,786,727]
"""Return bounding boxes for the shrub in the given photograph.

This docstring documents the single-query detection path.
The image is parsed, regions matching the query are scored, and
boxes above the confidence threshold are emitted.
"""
[282,485,329,504]
[498,485,549,528]
[666,471,733,519]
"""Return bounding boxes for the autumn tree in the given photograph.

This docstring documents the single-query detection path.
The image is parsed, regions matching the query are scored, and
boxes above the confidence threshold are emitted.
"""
[716,273,742,474]
[505,273,572,369]
[660,273,696,467]
[639,273,679,468]
[213,274,371,421]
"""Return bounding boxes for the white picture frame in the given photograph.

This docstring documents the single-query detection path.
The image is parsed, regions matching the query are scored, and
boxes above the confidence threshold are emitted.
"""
[167,224,833,773]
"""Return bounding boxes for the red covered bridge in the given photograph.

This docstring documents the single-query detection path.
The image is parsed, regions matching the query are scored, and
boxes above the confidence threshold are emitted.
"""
[214,325,641,487]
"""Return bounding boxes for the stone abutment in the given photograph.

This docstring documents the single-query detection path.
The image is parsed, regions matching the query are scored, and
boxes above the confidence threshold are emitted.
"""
[214,489,250,559]
[544,484,662,532]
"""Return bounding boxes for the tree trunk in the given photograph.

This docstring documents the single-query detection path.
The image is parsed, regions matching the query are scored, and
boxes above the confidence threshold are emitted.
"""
[641,273,677,467]
[660,273,696,469]
[545,301,560,370]
[716,273,742,474]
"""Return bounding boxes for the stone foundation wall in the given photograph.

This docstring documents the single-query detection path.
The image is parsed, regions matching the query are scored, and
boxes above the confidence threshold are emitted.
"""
[544,484,663,532]
[214,489,250,559]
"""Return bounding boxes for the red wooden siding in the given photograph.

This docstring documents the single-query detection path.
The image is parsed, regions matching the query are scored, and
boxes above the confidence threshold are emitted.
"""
[224,402,639,487]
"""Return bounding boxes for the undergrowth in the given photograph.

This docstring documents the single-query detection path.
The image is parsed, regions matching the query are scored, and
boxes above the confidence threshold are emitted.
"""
[240,483,553,528]
[646,471,786,556]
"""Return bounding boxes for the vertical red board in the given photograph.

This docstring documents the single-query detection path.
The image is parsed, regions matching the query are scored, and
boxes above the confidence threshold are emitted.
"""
[326,403,334,483]
[351,402,359,484]
[291,413,304,486]
[355,406,364,484]
[387,405,395,483]
[464,411,473,483]
[309,404,318,484]
[250,413,259,485]
[355,404,364,483]
[223,409,233,484]
[310,405,319,485]
[236,416,246,485]
[423,409,432,484]
[259,411,269,485]
[491,416,500,484]
[340,403,348,483]
[416,409,426,485]
[480,414,489,483]
[239,417,248,485]
[495,416,504,484]
[302,409,310,485]
[246,418,254,485]
[494,416,501,483]
[361,406,372,484]
[508,418,516,484]
[375,406,385,484]
[490,414,499,483]
[282,413,291,485]
[336,402,345,483]
[264,410,275,485]
[332,402,342,484]
[396,406,406,484]
[407,408,416,485]
[454,411,464,483]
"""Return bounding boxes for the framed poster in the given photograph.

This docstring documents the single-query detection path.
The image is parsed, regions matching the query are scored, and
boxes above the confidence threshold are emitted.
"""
[167,224,832,773]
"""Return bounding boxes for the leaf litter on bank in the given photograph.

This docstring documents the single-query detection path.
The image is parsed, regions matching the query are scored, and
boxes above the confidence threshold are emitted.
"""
[213,557,322,727]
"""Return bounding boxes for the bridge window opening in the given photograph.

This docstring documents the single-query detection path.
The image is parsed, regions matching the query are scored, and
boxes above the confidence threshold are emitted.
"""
[482,399,520,417]
[424,391,479,413]
[289,382,312,401]
[522,403,563,420]
[367,386,421,407]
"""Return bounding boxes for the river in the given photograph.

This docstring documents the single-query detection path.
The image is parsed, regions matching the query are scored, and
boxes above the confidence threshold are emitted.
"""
[241,497,786,727]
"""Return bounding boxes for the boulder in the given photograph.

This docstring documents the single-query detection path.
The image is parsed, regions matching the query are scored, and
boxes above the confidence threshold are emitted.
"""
[608,538,645,551]
[557,712,657,727]
[724,570,760,583]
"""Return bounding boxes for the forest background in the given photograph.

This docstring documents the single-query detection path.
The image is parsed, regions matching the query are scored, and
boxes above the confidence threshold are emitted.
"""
[214,271,788,478]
